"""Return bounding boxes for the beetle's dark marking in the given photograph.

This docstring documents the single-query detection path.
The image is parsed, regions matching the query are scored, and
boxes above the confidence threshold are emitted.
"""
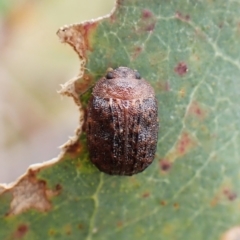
[109,98,115,156]
[123,105,129,174]
[174,62,188,76]
[106,71,114,79]
[86,67,158,175]
[133,101,141,173]
[135,71,141,79]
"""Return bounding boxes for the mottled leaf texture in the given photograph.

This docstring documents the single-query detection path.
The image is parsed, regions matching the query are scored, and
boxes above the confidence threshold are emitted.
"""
[1,0,240,240]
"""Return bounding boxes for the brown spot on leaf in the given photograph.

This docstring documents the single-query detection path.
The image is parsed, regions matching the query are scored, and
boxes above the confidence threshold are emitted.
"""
[64,225,72,235]
[145,23,156,32]
[188,101,206,120]
[164,82,170,91]
[117,221,123,228]
[109,12,117,23]
[173,203,179,209]
[7,170,61,216]
[139,9,157,32]
[57,22,98,61]
[142,192,150,198]
[158,81,170,92]
[81,22,98,50]
[218,22,224,28]
[148,50,168,68]
[211,183,237,207]
[28,169,37,178]
[131,46,142,60]
[159,159,172,172]
[162,131,196,163]
[55,184,62,191]
[74,73,94,95]
[175,11,190,22]
[142,9,153,19]
[221,226,240,240]
[117,0,124,6]
[160,200,167,206]
[65,140,83,155]
[223,189,237,201]
[61,120,85,156]
[128,176,141,188]
[14,224,28,239]
[174,62,188,76]
[78,223,84,230]
[49,229,56,236]
[177,132,196,156]
[210,197,219,207]
[178,87,186,98]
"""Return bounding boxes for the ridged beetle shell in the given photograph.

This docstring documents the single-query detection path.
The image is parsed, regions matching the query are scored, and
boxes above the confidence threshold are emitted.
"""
[86,67,158,176]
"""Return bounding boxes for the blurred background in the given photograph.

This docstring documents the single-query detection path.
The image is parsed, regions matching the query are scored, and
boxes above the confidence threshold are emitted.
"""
[0,0,115,183]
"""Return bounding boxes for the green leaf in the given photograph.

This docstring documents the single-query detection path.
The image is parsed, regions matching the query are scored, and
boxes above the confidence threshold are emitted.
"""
[1,0,240,239]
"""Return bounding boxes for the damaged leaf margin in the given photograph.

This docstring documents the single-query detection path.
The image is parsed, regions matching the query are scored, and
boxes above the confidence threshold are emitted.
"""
[0,1,118,215]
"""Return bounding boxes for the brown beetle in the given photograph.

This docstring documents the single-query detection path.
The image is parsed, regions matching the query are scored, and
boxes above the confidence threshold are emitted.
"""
[86,67,158,175]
